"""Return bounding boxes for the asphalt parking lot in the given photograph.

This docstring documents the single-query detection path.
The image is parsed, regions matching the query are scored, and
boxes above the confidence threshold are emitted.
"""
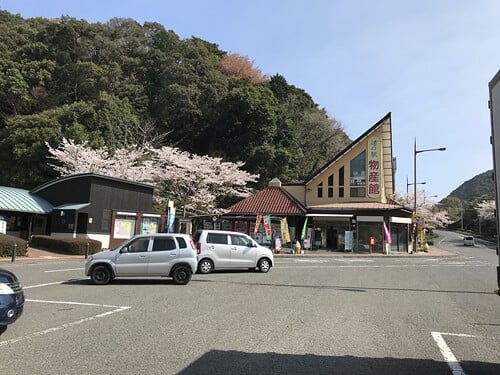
[1,253,499,375]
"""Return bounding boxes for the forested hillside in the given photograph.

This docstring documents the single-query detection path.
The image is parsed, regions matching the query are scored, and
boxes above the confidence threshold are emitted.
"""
[0,11,351,190]
[446,170,495,201]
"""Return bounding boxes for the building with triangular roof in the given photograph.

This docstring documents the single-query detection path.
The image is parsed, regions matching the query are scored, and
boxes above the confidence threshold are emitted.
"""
[220,113,412,253]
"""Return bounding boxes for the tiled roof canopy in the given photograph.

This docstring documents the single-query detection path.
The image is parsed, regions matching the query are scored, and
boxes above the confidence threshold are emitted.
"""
[228,187,307,215]
[0,186,53,214]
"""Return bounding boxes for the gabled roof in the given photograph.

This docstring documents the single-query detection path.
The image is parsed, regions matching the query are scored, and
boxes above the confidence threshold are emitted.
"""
[0,186,53,214]
[30,172,154,194]
[228,187,307,215]
[305,112,391,183]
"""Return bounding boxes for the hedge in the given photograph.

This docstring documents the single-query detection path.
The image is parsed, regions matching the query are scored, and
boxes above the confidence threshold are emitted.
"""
[0,233,28,257]
[30,235,102,255]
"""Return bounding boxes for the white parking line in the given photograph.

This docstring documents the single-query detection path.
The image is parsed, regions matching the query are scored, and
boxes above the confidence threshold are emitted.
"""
[274,264,491,269]
[0,299,130,347]
[23,279,87,289]
[45,268,84,273]
[26,299,127,309]
[431,331,488,375]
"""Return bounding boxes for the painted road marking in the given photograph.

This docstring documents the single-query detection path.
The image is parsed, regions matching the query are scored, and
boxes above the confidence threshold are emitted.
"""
[0,299,131,347]
[431,331,478,375]
[274,264,491,269]
[294,259,329,263]
[23,279,87,289]
[45,268,84,273]
[431,331,500,375]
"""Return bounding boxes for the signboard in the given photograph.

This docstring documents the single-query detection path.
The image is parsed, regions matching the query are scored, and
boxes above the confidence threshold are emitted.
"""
[0,219,6,234]
[367,136,381,198]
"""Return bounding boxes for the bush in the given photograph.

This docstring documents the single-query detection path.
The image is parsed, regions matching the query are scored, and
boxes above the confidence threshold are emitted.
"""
[30,235,102,255]
[0,234,28,257]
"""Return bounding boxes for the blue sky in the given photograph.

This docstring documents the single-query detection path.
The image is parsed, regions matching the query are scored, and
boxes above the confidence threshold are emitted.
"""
[2,0,499,200]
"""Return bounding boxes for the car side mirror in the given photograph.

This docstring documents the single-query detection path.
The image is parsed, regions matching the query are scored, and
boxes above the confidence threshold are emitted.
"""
[120,247,128,253]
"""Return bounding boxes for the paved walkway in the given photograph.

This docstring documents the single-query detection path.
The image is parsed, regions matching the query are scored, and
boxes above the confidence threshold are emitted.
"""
[0,247,86,263]
[0,245,455,264]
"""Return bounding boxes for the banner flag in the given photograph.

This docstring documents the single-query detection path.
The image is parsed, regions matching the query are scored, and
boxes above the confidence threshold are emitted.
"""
[254,214,262,234]
[167,207,176,233]
[263,215,272,240]
[280,218,291,243]
[300,217,308,240]
[383,222,392,244]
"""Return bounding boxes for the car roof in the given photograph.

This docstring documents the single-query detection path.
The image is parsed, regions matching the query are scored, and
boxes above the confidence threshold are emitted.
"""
[132,233,191,238]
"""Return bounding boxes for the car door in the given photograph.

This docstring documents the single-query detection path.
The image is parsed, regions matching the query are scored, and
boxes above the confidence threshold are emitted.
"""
[206,232,231,267]
[148,236,178,275]
[114,237,150,275]
[229,234,256,267]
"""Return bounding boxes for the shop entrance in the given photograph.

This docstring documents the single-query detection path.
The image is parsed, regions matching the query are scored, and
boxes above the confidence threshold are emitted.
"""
[310,219,350,251]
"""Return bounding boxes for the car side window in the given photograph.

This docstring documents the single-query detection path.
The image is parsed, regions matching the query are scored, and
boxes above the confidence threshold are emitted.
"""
[176,237,187,248]
[206,233,228,244]
[152,237,177,251]
[230,235,251,247]
[127,238,150,253]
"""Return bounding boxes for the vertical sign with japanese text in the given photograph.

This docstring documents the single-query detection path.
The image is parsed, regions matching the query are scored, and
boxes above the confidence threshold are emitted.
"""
[367,136,381,198]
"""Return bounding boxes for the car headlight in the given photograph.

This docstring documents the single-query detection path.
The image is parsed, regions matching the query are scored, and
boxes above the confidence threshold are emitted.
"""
[0,283,14,295]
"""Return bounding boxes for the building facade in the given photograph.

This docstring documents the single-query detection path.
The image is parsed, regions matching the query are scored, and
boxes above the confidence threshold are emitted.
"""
[0,173,179,249]
[223,113,412,253]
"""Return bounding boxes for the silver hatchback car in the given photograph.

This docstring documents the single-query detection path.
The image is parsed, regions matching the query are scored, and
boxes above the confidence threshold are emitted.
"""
[85,233,197,285]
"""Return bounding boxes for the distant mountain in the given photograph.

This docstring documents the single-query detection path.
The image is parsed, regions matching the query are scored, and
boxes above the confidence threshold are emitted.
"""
[446,170,495,201]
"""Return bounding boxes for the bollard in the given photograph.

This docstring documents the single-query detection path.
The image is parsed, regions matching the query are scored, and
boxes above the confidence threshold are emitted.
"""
[85,243,90,259]
[11,243,17,262]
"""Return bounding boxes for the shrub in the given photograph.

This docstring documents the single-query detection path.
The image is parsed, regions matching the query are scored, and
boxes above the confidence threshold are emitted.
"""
[30,235,102,255]
[0,234,28,257]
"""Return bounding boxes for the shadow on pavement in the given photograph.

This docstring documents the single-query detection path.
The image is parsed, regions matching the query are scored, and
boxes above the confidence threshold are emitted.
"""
[178,350,499,375]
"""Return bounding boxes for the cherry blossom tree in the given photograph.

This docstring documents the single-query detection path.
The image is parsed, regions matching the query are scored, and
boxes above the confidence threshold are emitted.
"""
[46,139,259,214]
[475,200,495,221]
[393,190,451,229]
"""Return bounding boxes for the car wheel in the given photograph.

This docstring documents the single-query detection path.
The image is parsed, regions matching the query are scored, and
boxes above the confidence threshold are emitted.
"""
[0,325,6,335]
[91,265,112,285]
[172,265,192,285]
[258,258,271,273]
[198,259,213,274]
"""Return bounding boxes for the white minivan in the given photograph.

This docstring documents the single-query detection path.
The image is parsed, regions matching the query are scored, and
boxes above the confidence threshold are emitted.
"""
[194,230,274,274]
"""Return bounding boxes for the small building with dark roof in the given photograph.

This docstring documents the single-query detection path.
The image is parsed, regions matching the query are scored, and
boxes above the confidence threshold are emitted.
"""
[0,173,171,248]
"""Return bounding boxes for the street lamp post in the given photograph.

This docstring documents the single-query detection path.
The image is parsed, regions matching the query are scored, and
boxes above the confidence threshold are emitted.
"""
[413,139,446,253]
[406,177,426,207]
[406,177,426,195]
[424,195,438,204]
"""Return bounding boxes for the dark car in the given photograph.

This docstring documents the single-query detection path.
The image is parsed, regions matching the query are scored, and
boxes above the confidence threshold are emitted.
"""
[0,267,25,334]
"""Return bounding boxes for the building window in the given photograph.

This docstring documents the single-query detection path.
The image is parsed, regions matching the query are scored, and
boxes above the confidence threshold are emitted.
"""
[113,215,137,239]
[339,167,344,198]
[350,187,366,197]
[350,151,366,198]
[328,174,334,198]
[317,182,323,198]
[101,210,111,231]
